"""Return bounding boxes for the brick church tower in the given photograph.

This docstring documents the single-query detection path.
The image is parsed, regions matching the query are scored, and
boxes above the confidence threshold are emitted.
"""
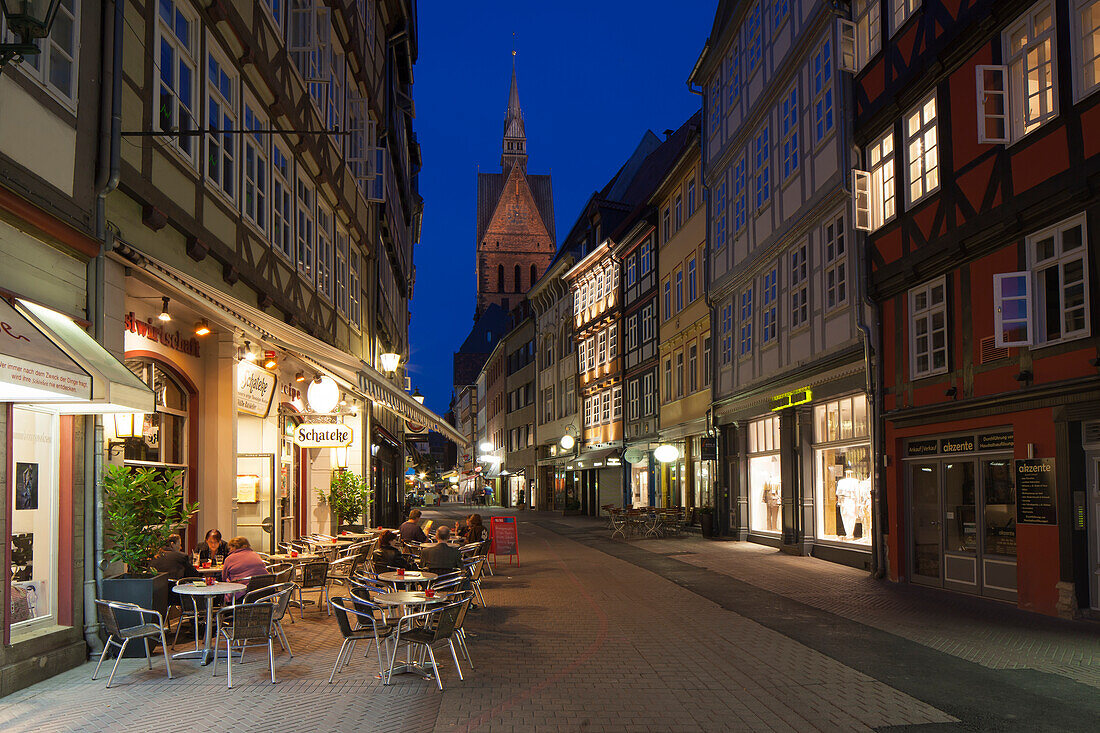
[474,60,555,319]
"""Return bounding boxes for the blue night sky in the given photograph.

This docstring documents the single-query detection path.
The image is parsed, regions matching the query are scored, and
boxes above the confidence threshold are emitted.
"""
[409,2,716,416]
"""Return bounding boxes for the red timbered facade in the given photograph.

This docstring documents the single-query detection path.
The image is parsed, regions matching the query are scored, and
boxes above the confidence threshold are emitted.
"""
[852,0,1100,617]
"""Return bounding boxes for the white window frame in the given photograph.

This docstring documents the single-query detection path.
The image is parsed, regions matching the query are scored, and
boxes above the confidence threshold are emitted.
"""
[675,269,683,313]
[909,276,949,379]
[824,215,847,311]
[905,92,940,207]
[627,255,637,287]
[609,323,618,360]
[348,244,361,329]
[1027,214,1091,346]
[296,173,315,283]
[859,129,896,232]
[642,372,654,416]
[725,38,741,109]
[854,0,881,71]
[733,157,746,232]
[689,343,698,393]
[688,257,697,302]
[813,38,834,142]
[762,266,778,344]
[14,0,79,106]
[791,243,809,328]
[1004,1,1059,141]
[721,303,733,364]
[1074,0,1100,100]
[290,0,331,85]
[993,272,1032,347]
[976,65,1010,144]
[709,76,722,138]
[640,241,653,274]
[335,227,349,317]
[629,379,640,421]
[780,86,799,179]
[612,386,622,420]
[747,0,763,76]
[754,124,770,210]
[890,0,922,36]
[271,142,294,261]
[601,390,611,424]
[206,42,238,205]
[642,303,655,343]
[242,99,268,234]
[717,177,730,248]
[577,339,587,374]
[626,313,638,352]
[316,203,333,300]
[664,358,673,402]
[739,288,754,357]
[597,330,607,366]
[154,0,199,166]
[703,337,712,386]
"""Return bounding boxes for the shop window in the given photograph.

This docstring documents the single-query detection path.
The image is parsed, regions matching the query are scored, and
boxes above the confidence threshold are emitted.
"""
[983,459,1017,556]
[812,395,870,545]
[748,416,781,534]
[123,359,189,466]
[9,407,60,632]
[910,276,949,378]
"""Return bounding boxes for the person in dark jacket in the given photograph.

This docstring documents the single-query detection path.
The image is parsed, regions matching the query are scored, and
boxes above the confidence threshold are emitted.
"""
[398,508,428,543]
[419,526,462,571]
[197,529,230,563]
[151,534,197,580]
[371,530,415,571]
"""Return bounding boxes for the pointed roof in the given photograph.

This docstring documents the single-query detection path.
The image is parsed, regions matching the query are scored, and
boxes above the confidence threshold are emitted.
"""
[504,60,525,140]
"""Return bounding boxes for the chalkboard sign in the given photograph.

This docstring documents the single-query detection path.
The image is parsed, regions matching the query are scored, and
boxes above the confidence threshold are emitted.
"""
[489,516,520,568]
[1015,458,1057,525]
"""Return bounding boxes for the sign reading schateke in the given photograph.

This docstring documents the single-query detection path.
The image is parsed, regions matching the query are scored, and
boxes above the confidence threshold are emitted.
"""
[294,423,354,447]
[236,360,276,418]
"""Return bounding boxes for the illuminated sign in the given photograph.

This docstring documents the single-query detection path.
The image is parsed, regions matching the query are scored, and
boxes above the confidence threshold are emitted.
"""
[770,387,812,411]
[293,423,354,447]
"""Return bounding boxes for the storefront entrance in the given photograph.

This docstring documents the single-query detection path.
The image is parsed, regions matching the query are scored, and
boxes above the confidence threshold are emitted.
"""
[907,452,1017,601]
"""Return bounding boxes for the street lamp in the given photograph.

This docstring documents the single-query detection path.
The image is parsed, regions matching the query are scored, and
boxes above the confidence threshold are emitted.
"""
[654,444,680,463]
[379,352,401,373]
[412,388,424,404]
[560,434,575,450]
[0,0,63,69]
[478,441,494,452]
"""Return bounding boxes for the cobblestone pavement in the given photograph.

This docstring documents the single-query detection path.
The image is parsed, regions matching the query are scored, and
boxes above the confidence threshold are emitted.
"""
[0,507,1096,732]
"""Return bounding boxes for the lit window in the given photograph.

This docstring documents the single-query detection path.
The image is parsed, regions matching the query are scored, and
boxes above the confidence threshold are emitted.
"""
[1005,1,1058,139]
[855,0,881,71]
[905,93,939,206]
[891,0,922,35]
[1077,0,1100,98]
[868,130,896,230]
[910,276,948,378]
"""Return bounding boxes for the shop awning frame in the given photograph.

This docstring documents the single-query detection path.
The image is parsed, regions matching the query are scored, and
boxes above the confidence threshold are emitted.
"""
[116,247,468,448]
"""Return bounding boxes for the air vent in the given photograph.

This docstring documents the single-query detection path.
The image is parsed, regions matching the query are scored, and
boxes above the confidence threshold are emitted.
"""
[1085,422,1100,445]
[979,336,1009,364]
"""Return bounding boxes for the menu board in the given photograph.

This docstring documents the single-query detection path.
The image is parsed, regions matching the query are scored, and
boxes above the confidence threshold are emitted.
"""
[1015,458,1057,524]
[489,516,520,567]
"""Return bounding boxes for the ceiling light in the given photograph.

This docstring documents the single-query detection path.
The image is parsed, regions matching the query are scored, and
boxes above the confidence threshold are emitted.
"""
[242,340,257,361]
[294,371,306,382]
[193,319,211,336]
[263,351,277,370]
[158,297,171,322]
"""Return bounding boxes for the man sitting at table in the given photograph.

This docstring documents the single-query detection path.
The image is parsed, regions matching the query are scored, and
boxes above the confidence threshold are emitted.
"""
[221,536,268,600]
[151,533,197,580]
[419,526,462,571]
[398,508,427,544]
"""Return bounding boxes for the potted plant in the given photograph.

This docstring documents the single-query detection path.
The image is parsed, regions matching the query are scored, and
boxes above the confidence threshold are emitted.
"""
[698,503,715,538]
[101,465,197,654]
[317,470,369,532]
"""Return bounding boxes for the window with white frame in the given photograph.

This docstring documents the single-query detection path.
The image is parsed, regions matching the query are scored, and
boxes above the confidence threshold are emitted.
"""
[824,215,847,310]
[726,38,741,108]
[688,343,699,393]
[626,254,636,287]
[296,174,315,281]
[1077,0,1100,99]
[609,323,618,360]
[18,0,78,103]
[855,0,881,71]
[739,288,754,357]
[1029,214,1090,344]
[715,178,729,249]
[675,194,682,230]
[601,390,611,423]
[721,303,733,364]
[675,269,684,312]
[627,313,638,351]
[629,379,640,420]
[1005,1,1058,139]
[349,244,361,327]
[813,39,834,142]
[316,205,333,300]
[664,358,673,401]
[597,330,607,366]
[263,0,284,31]
[272,144,294,260]
[577,339,586,374]
[642,303,655,343]
[242,102,267,231]
[586,336,596,371]
[709,76,722,136]
[640,240,653,274]
[664,281,672,320]
[781,87,799,179]
[643,372,655,416]
[733,156,747,232]
[335,228,349,316]
[688,178,697,216]
[754,125,771,210]
[858,130,896,231]
[791,243,809,328]
[612,386,622,420]
[905,93,939,206]
[688,257,697,302]
[676,352,684,397]
[326,41,344,134]
[206,47,237,202]
[703,337,712,386]
[156,0,198,163]
[584,395,597,428]
[762,267,778,344]
[910,276,948,378]
[891,0,921,34]
[747,1,763,75]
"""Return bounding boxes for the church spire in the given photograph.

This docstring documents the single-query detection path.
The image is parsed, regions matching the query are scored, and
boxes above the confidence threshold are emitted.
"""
[501,50,527,172]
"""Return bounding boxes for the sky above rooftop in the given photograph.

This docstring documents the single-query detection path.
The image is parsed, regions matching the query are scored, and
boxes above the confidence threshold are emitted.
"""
[410,1,716,415]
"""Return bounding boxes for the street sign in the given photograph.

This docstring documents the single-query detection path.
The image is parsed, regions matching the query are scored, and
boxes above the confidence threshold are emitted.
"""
[489,516,520,569]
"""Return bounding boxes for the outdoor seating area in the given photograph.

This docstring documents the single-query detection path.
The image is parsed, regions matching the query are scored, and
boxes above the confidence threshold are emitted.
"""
[606,506,689,540]
[89,522,500,692]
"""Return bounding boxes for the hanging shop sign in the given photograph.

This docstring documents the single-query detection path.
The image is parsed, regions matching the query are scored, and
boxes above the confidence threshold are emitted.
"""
[700,436,718,461]
[405,418,427,435]
[770,387,812,411]
[124,312,200,357]
[623,447,647,465]
[1015,458,1057,525]
[237,361,277,418]
[293,423,354,448]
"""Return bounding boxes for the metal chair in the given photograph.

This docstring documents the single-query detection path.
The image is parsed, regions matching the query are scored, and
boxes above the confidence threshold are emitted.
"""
[296,561,330,614]
[328,596,397,684]
[92,600,172,688]
[243,582,295,657]
[171,577,204,650]
[212,602,278,688]
[386,597,470,691]
[464,556,488,607]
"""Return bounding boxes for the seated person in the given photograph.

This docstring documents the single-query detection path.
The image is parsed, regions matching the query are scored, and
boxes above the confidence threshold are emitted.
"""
[371,530,416,572]
[419,526,462,571]
[151,533,197,580]
[221,536,269,601]
[398,508,427,544]
[197,529,230,564]
[463,513,488,544]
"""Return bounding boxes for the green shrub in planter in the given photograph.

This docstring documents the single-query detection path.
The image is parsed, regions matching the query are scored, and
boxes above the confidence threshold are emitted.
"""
[316,470,370,526]
[103,465,198,577]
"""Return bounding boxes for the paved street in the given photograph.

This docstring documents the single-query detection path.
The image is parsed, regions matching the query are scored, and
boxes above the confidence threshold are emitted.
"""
[1,508,1098,732]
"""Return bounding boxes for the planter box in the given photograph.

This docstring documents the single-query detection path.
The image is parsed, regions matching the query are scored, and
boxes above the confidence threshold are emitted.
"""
[100,573,171,657]
[700,513,714,538]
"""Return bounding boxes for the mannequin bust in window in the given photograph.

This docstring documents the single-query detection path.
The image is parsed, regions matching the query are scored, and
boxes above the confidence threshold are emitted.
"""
[835,469,860,539]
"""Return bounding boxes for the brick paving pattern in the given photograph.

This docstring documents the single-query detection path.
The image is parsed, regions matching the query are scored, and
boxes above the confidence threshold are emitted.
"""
[2,507,1097,731]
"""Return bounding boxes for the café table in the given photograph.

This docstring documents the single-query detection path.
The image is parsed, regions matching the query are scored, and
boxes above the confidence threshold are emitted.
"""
[336,531,377,540]
[172,581,247,665]
[267,553,321,563]
[377,570,437,588]
[373,590,450,680]
[196,565,224,575]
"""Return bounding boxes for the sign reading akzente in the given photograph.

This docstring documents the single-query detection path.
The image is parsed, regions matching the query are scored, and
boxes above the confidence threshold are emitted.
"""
[1015,458,1057,524]
[236,360,276,418]
[294,423,354,447]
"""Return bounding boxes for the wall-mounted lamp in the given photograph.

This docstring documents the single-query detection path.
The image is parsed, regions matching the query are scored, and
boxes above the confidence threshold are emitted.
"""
[333,446,349,470]
[379,352,401,373]
[478,441,494,452]
[294,371,307,382]
[158,297,171,323]
[107,413,143,455]
[262,351,278,370]
[240,340,256,362]
[560,434,575,450]
[0,0,65,69]
[194,319,211,336]
[412,388,424,404]
[1014,370,1033,384]
[944,386,957,399]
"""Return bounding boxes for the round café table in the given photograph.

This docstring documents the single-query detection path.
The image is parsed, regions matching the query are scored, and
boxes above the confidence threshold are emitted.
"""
[377,571,437,586]
[172,582,246,665]
[266,553,321,563]
[373,590,450,680]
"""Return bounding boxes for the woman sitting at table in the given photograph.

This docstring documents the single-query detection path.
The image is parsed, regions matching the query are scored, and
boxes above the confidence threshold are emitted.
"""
[371,530,415,572]
[196,529,229,564]
[460,514,487,544]
[221,536,268,600]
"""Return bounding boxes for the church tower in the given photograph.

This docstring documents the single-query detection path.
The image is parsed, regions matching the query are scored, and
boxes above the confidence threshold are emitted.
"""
[474,58,556,320]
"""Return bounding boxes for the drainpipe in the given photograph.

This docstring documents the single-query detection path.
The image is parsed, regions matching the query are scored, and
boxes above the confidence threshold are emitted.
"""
[83,0,123,655]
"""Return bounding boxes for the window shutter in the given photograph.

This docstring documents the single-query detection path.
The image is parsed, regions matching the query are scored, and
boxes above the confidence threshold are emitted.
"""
[852,170,872,231]
[838,19,857,73]
[976,65,1009,144]
[993,271,1031,347]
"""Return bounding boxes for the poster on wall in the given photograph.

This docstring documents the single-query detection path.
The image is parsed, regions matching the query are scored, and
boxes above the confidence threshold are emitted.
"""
[15,462,38,510]
[1015,458,1057,524]
[236,474,260,503]
[236,360,277,417]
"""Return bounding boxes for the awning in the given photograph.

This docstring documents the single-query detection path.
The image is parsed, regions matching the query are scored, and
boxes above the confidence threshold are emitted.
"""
[575,448,623,468]
[0,298,154,414]
[119,247,468,448]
